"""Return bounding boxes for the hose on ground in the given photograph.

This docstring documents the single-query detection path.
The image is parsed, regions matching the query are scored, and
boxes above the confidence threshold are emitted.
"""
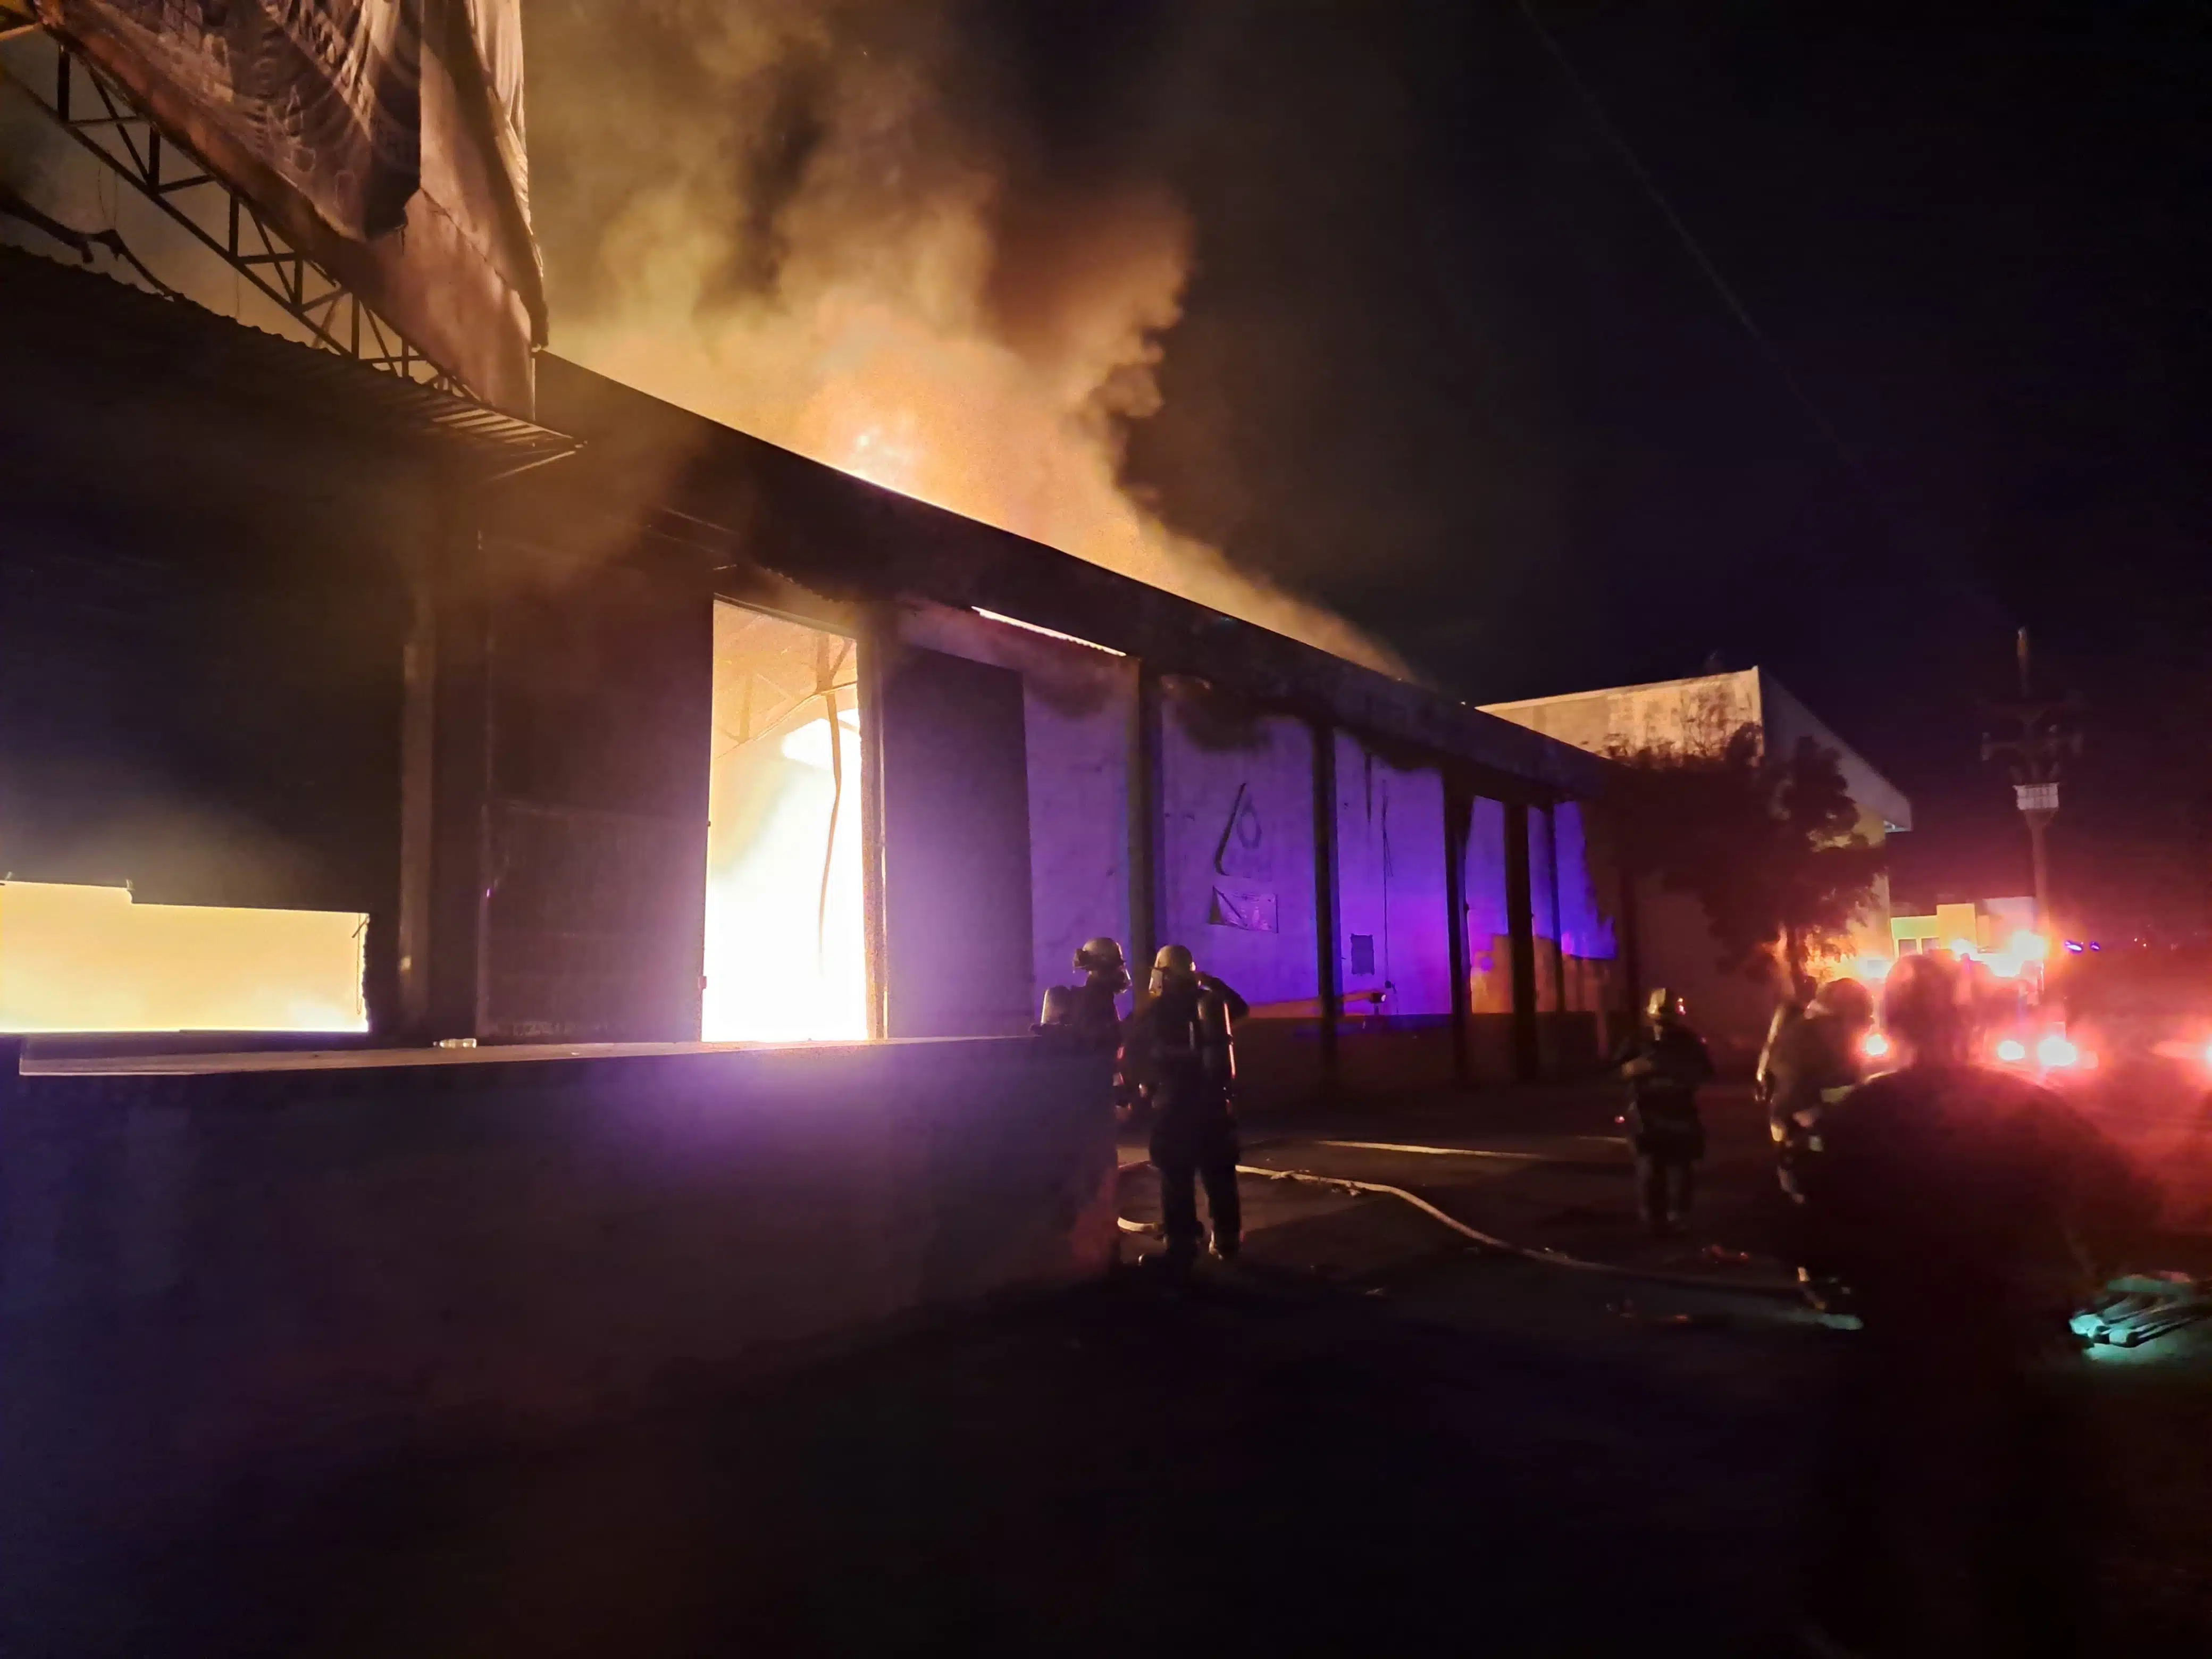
[1211,1161,1805,1299]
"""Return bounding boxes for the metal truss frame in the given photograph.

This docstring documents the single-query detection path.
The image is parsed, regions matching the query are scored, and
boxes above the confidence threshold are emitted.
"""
[0,25,467,397]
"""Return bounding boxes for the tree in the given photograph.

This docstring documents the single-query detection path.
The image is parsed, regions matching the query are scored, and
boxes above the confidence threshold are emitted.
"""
[1611,725,1887,992]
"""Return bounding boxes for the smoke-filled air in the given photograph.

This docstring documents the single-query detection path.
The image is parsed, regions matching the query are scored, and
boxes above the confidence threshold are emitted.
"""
[527,0,1402,675]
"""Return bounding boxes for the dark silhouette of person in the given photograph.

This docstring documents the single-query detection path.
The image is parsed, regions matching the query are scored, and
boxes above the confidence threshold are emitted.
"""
[1799,950,2139,1656]
[1764,976,1878,1308]
[1118,945,1240,1269]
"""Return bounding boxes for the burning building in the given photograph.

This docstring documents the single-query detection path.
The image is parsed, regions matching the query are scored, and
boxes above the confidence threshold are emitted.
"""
[0,3,1631,1095]
[0,236,1625,1092]
[0,11,1649,1531]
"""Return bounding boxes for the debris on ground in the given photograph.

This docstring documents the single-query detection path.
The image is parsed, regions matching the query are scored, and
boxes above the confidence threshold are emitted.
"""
[2072,1273,2211,1350]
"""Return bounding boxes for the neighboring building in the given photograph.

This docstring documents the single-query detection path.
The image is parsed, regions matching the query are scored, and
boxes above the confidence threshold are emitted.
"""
[1482,668,1912,1066]
[1892,896,2039,959]
[0,244,1629,1100]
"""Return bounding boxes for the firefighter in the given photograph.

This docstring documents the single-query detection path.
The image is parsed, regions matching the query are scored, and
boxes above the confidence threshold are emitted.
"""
[1800,949,2137,1656]
[1037,936,1130,1051]
[1119,944,1241,1269]
[1615,987,1714,1237]
[1766,976,1877,1199]
[1753,989,1807,1117]
[1762,976,1878,1312]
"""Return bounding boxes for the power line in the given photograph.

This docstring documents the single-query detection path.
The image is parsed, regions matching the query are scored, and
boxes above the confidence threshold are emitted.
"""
[1509,1,1867,483]
[1509,1,2006,624]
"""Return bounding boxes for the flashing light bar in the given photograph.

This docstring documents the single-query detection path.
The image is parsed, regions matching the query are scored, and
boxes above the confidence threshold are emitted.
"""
[972,608,1127,657]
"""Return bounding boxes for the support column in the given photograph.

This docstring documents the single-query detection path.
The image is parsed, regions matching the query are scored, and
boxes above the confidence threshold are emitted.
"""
[1127,662,1163,1001]
[1312,718,1341,1097]
[857,602,893,1042]
[395,562,437,1037]
[397,514,494,1044]
[1543,803,1568,1040]
[1444,784,1473,1086]
[1504,800,1539,1083]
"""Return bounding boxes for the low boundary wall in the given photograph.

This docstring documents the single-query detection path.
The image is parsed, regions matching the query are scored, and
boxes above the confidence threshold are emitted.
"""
[0,1036,1116,1521]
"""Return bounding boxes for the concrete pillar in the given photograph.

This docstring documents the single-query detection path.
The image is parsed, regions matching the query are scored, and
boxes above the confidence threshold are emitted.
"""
[397,518,492,1044]
[1504,800,1539,1083]
[1444,785,1473,1086]
[1543,802,1568,1038]
[1311,717,1341,1096]
[1127,663,1163,998]
[857,603,894,1042]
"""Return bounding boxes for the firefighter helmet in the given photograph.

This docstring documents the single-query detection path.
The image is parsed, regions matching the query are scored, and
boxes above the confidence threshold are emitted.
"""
[1151,943,1200,996]
[1810,976,1876,1030]
[1073,936,1127,975]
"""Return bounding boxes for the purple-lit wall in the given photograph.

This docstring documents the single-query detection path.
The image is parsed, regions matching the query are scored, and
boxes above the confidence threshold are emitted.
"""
[1530,806,1562,1011]
[0,1037,1117,1531]
[1332,734,1452,1018]
[1021,672,1135,1009]
[1158,696,1320,1010]
[1332,734,1455,1089]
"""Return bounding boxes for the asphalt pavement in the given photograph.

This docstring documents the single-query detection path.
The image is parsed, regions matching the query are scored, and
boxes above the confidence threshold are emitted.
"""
[1124,1079,1805,1287]
[9,1083,2209,1656]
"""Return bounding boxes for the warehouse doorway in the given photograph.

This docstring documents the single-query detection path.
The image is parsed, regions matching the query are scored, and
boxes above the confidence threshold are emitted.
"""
[702,604,866,1043]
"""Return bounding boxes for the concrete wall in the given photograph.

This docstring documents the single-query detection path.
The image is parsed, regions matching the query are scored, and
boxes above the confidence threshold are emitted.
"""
[1483,671,1762,762]
[0,1038,1117,1527]
[1332,734,1453,1018]
[1530,806,1563,1011]
[1462,797,1519,1082]
[1552,801,1621,1023]
[1333,734,1455,1092]
[1159,688,1321,1101]
[1465,798,1514,1012]
[1159,692,1320,1009]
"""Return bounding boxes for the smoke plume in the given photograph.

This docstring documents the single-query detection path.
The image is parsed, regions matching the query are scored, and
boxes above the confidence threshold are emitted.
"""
[527,1,1402,674]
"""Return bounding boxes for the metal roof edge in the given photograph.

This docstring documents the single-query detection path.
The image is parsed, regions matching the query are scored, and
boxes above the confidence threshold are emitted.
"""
[534,355,1611,800]
[0,243,578,467]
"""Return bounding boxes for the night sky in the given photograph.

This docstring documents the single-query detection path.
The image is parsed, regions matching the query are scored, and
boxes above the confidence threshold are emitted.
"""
[987,2,2211,941]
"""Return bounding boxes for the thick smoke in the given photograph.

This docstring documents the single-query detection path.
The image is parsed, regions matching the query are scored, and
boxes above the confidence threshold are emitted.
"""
[527,1,1402,674]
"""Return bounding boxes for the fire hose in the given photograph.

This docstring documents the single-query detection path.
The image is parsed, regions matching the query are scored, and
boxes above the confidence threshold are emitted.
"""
[1124,1159,2212,1341]
[1122,1155,1806,1299]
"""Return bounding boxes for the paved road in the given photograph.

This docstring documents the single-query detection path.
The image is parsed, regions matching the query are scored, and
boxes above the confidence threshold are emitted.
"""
[5,1254,1829,1656]
[1126,1081,1804,1285]
[9,1085,2207,1656]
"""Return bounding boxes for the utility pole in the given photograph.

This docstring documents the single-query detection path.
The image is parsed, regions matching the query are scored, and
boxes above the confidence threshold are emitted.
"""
[1980,627,2082,933]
